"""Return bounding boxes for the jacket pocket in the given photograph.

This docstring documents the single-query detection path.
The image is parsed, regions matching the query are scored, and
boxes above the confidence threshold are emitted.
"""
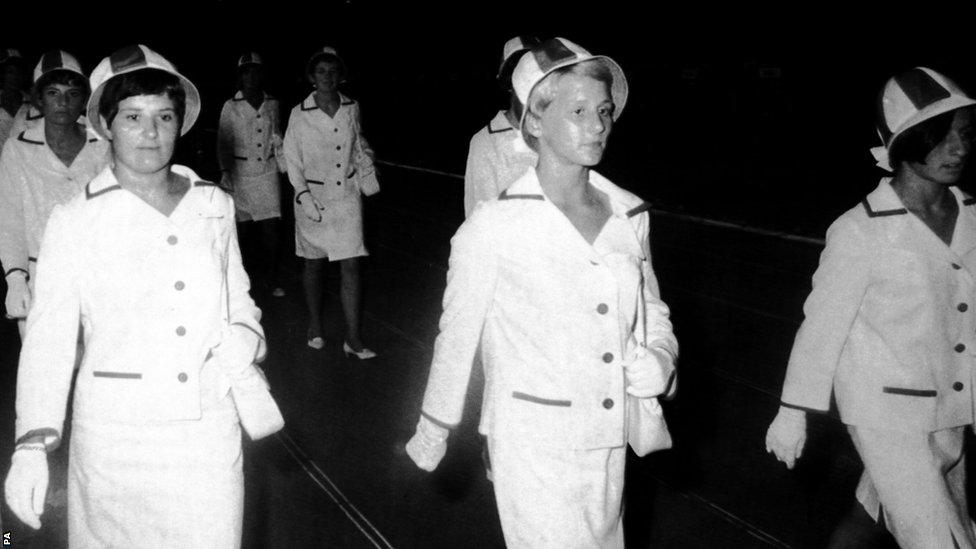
[882,386,937,397]
[511,391,571,407]
[92,371,142,379]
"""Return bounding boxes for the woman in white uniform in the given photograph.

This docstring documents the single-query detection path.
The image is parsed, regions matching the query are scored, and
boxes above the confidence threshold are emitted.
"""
[217,52,285,297]
[406,38,678,548]
[0,50,110,339]
[4,44,266,548]
[766,67,976,548]
[462,35,539,218]
[283,46,379,356]
[0,48,30,147]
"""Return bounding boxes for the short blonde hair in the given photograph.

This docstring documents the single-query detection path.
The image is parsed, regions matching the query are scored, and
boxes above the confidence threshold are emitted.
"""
[521,59,614,152]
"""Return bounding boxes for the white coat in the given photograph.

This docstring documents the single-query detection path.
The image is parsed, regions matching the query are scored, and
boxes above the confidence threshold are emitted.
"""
[283,92,378,260]
[462,110,537,218]
[217,91,284,222]
[0,120,109,287]
[0,90,29,148]
[418,168,677,545]
[780,178,976,431]
[16,165,263,547]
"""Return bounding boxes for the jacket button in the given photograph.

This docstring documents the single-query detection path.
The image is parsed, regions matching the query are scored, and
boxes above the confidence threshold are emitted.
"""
[167,235,178,245]
[954,382,964,391]
[953,263,962,270]
[597,303,609,314]
[336,145,341,150]
[333,128,338,132]
[602,398,614,409]
[174,281,185,291]
[955,343,966,353]
[178,372,188,383]
[257,157,262,161]
[176,326,187,336]
[257,128,262,132]
[257,143,262,147]
[336,181,342,186]
[602,352,614,363]
[959,303,969,312]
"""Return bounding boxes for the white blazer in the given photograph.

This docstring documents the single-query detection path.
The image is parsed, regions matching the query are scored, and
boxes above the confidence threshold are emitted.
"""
[15,165,264,447]
[420,168,678,449]
[781,178,976,432]
[216,91,283,177]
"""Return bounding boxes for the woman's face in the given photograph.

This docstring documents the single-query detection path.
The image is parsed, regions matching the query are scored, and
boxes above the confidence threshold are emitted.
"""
[532,73,614,168]
[39,82,86,126]
[240,64,263,92]
[909,108,975,185]
[107,94,179,175]
[309,60,341,95]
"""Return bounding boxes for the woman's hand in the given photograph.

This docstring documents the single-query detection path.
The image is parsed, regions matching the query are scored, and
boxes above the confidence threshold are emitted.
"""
[405,416,449,472]
[4,445,49,529]
[4,272,31,319]
[298,193,324,222]
[765,406,807,469]
[623,346,675,398]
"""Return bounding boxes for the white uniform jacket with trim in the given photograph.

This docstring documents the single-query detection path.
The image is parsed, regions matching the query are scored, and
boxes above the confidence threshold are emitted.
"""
[462,110,537,218]
[283,92,378,202]
[217,91,283,177]
[420,168,678,449]
[15,165,264,446]
[781,178,976,432]
[0,91,30,147]
[0,120,109,278]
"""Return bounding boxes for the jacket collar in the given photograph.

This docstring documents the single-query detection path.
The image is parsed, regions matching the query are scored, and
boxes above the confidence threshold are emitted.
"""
[18,118,101,147]
[301,92,352,111]
[488,110,514,134]
[504,167,643,219]
[85,164,225,220]
[865,177,976,259]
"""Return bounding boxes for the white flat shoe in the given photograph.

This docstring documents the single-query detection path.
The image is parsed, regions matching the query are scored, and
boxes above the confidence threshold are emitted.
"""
[343,341,377,360]
[307,336,324,350]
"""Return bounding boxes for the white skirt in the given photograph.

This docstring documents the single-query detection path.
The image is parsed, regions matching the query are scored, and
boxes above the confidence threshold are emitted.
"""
[67,396,243,548]
[233,171,281,222]
[488,435,626,548]
[294,192,367,261]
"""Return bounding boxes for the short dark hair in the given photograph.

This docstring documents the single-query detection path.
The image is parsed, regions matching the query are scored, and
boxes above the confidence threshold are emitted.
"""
[34,70,89,100]
[98,68,186,129]
[305,53,345,80]
[888,107,975,167]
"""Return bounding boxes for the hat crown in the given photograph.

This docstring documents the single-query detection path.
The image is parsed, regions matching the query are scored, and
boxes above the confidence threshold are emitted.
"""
[34,50,84,83]
[878,67,974,146]
[238,52,263,67]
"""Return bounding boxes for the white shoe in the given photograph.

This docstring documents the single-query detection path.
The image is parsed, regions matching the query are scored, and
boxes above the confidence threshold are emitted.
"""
[307,336,324,350]
[343,341,377,360]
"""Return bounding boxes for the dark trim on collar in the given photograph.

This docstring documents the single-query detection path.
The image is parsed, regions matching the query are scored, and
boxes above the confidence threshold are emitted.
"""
[195,180,218,187]
[488,124,513,135]
[963,197,976,206]
[301,98,316,111]
[862,198,907,217]
[16,131,43,145]
[498,189,544,201]
[231,95,245,102]
[27,257,36,263]
[340,98,355,106]
[26,111,42,121]
[780,401,827,414]
[85,183,121,200]
[626,202,652,218]
[87,137,98,143]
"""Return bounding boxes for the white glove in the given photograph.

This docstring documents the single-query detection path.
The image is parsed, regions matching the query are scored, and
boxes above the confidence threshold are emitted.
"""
[405,415,449,472]
[210,324,265,379]
[624,346,675,398]
[4,271,31,319]
[4,445,49,529]
[298,192,323,222]
[765,406,807,469]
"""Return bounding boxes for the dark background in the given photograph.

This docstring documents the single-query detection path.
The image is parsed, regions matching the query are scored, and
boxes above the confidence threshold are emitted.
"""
[5,2,976,238]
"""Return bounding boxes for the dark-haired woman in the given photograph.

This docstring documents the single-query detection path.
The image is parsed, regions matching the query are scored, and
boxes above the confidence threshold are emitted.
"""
[283,46,379,356]
[4,45,265,547]
[766,67,976,547]
[217,52,286,297]
[0,50,109,339]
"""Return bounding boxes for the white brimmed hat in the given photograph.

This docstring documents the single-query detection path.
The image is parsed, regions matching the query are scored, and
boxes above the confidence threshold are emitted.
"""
[0,48,22,65]
[871,66,976,171]
[497,36,539,79]
[33,50,85,84]
[86,44,200,140]
[512,37,628,130]
[306,46,344,72]
[238,52,263,67]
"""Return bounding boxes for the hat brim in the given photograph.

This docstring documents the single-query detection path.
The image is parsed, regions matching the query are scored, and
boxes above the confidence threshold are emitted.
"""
[518,55,629,132]
[86,71,201,141]
[886,95,976,151]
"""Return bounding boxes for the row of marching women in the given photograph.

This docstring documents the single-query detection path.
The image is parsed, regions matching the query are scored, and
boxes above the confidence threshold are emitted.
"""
[2,36,976,549]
